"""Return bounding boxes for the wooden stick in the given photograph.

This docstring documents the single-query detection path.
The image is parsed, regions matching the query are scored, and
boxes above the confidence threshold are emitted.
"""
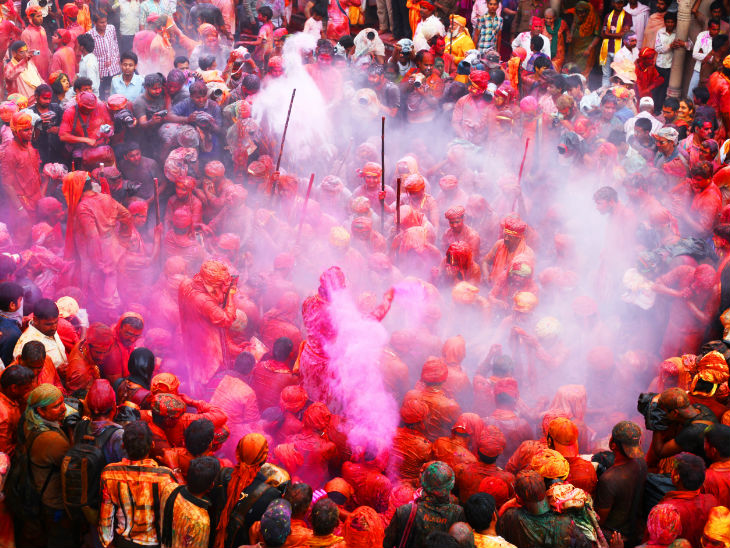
[153,177,161,226]
[396,177,402,232]
[296,173,315,244]
[380,116,385,233]
[273,88,297,192]
[512,138,530,213]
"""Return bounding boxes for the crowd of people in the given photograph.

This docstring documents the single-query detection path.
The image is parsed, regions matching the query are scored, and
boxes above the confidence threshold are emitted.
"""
[3,0,730,547]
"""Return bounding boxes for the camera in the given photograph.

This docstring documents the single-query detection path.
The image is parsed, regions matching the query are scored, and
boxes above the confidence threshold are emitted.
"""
[550,111,565,127]
[412,73,426,88]
[366,31,376,40]
[557,143,568,155]
[114,108,136,128]
[38,0,48,6]
[483,82,497,102]
[156,109,168,118]
[637,392,670,431]
[32,50,41,56]
[210,88,224,99]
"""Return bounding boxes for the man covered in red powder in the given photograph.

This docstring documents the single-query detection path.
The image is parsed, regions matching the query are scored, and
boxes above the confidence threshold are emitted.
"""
[144,391,227,449]
[435,241,482,286]
[100,312,144,383]
[387,399,433,486]
[250,337,298,412]
[0,111,42,247]
[702,424,730,506]
[455,424,515,504]
[482,216,535,285]
[546,417,597,496]
[442,206,481,258]
[61,322,114,394]
[178,259,238,392]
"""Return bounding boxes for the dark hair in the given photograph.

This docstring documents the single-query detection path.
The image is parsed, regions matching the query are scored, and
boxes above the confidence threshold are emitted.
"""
[174,55,189,67]
[259,5,273,19]
[0,281,24,311]
[187,456,220,494]
[593,186,618,203]
[312,4,327,17]
[233,351,256,376]
[694,86,710,104]
[121,51,138,64]
[673,452,705,490]
[35,83,53,97]
[189,80,208,97]
[338,35,354,49]
[706,424,730,458]
[284,482,313,518]
[311,498,339,536]
[272,337,293,362]
[635,117,653,131]
[34,298,59,320]
[464,493,496,531]
[533,55,552,70]
[530,35,545,51]
[601,93,618,106]
[10,40,26,54]
[242,73,260,92]
[424,532,461,548]
[91,10,107,23]
[0,255,15,281]
[691,160,713,180]
[20,340,46,365]
[198,55,216,71]
[709,17,722,28]
[492,355,513,377]
[184,418,215,456]
[121,140,141,157]
[123,420,152,460]
[489,68,506,86]
[120,315,144,330]
[565,74,583,90]
[73,76,93,92]
[144,73,165,89]
[663,11,677,22]
[711,0,725,14]
[77,33,95,54]
[0,364,34,389]
[664,97,680,111]
[712,34,729,52]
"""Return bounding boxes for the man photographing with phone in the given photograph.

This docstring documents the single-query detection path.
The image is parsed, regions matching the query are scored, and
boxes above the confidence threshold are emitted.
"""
[3,40,43,97]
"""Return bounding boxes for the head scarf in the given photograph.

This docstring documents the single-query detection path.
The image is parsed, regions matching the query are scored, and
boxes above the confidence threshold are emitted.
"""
[442,335,465,366]
[260,499,292,545]
[26,5,42,17]
[215,433,269,548]
[10,111,32,133]
[647,504,682,545]
[400,398,429,424]
[24,384,63,437]
[303,402,331,431]
[420,461,455,499]
[530,448,570,480]
[575,1,598,38]
[344,506,385,548]
[151,393,185,419]
[280,385,307,413]
[86,379,117,415]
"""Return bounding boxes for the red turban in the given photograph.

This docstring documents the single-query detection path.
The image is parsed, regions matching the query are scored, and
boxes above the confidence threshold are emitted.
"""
[199,260,231,287]
[420,0,435,9]
[478,476,511,507]
[400,398,429,424]
[198,22,217,38]
[56,29,72,45]
[439,175,458,190]
[404,174,425,193]
[128,201,148,215]
[530,16,544,28]
[360,162,382,177]
[469,70,490,91]
[280,385,307,413]
[503,216,527,236]
[10,111,33,132]
[77,91,97,109]
[493,377,519,399]
[86,379,116,414]
[205,161,226,178]
[478,425,506,457]
[87,322,114,348]
[303,402,331,431]
[63,3,79,17]
[445,206,466,220]
[421,357,448,384]
[26,5,42,17]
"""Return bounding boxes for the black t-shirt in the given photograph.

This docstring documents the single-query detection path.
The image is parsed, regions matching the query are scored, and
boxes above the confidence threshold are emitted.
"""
[674,403,718,457]
[594,458,648,545]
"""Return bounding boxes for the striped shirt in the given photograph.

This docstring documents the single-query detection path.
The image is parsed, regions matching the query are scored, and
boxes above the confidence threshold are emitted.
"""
[88,25,121,78]
[476,13,503,53]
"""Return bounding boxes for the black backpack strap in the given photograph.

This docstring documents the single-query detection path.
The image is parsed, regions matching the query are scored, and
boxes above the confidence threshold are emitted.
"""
[27,430,58,499]
[94,424,122,450]
[161,485,185,547]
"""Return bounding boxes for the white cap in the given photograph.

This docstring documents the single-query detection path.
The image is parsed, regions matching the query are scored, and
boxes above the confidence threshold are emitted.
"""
[639,96,654,109]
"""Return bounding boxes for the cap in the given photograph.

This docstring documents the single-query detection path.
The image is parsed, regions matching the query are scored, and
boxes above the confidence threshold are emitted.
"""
[639,96,654,109]
[151,392,186,419]
[547,417,579,457]
[611,420,644,458]
[658,387,690,411]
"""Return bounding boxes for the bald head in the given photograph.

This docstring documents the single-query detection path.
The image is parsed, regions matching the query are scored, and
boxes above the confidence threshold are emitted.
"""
[449,522,475,548]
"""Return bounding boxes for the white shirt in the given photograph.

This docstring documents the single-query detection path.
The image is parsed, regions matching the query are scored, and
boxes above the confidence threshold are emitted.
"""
[614,45,639,64]
[78,52,100,95]
[511,31,551,69]
[624,110,663,137]
[654,28,691,69]
[303,17,323,37]
[624,2,650,46]
[116,0,141,36]
[13,323,68,368]
[692,29,713,72]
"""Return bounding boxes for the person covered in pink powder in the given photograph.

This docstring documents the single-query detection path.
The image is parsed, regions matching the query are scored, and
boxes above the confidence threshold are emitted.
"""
[299,266,394,404]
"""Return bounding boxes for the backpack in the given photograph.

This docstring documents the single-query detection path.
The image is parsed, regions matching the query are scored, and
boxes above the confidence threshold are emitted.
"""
[4,430,52,520]
[60,419,121,511]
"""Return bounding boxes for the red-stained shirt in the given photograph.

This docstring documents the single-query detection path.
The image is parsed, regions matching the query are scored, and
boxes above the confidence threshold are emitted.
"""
[690,183,722,236]
[59,103,113,142]
[701,461,730,507]
[455,461,515,504]
[0,391,21,455]
[566,456,598,497]
[0,137,42,213]
[708,71,730,117]
[659,490,718,548]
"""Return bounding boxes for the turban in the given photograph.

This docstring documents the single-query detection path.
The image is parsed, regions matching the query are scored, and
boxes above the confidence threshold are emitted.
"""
[478,425,506,457]
[63,3,79,17]
[696,351,729,383]
[198,23,218,38]
[260,499,292,546]
[0,101,18,123]
[280,385,307,413]
[439,175,458,190]
[452,281,479,304]
[43,163,68,179]
[704,506,730,547]
[647,504,682,545]
[199,260,231,287]
[404,174,425,193]
[400,398,429,424]
[217,233,240,252]
[451,15,466,27]
[546,483,588,513]
[420,0,435,9]
[360,162,382,177]
[273,27,287,39]
[151,373,180,395]
[421,357,448,384]
[351,196,371,214]
[77,91,97,109]
[513,291,537,312]
[56,296,79,319]
[445,206,465,220]
[344,506,385,548]
[478,476,511,507]
[547,417,579,457]
[205,161,225,178]
[87,322,114,348]
[86,379,116,415]
[128,201,148,215]
[26,5,42,17]
[329,226,351,248]
[652,126,679,143]
[503,216,527,236]
[520,95,537,114]
[151,392,186,419]
[325,477,354,501]
[321,175,343,192]
[351,216,372,235]
[25,384,64,435]
[107,94,127,111]
[493,377,519,399]
[724,55,730,70]
[172,208,192,229]
[420,461,455,499]
[56,29,72,44]
[303,402,331,431]
[10,111,33,132]
[469,69,490,91]
[442,335,465,366]
[535,317,561,339]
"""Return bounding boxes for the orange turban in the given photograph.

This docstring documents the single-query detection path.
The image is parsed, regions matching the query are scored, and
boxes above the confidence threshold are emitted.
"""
[199,260,231,287]
[400,398,429,424]
[421,357,448,384]
[694,351,729,388]
[478,425,507,457]
[530,448,570,480]
[150,373,180,395]
[704,506,730,547]
[343,506,385,548]
[10,111,33,132]
[404,174,425,193]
